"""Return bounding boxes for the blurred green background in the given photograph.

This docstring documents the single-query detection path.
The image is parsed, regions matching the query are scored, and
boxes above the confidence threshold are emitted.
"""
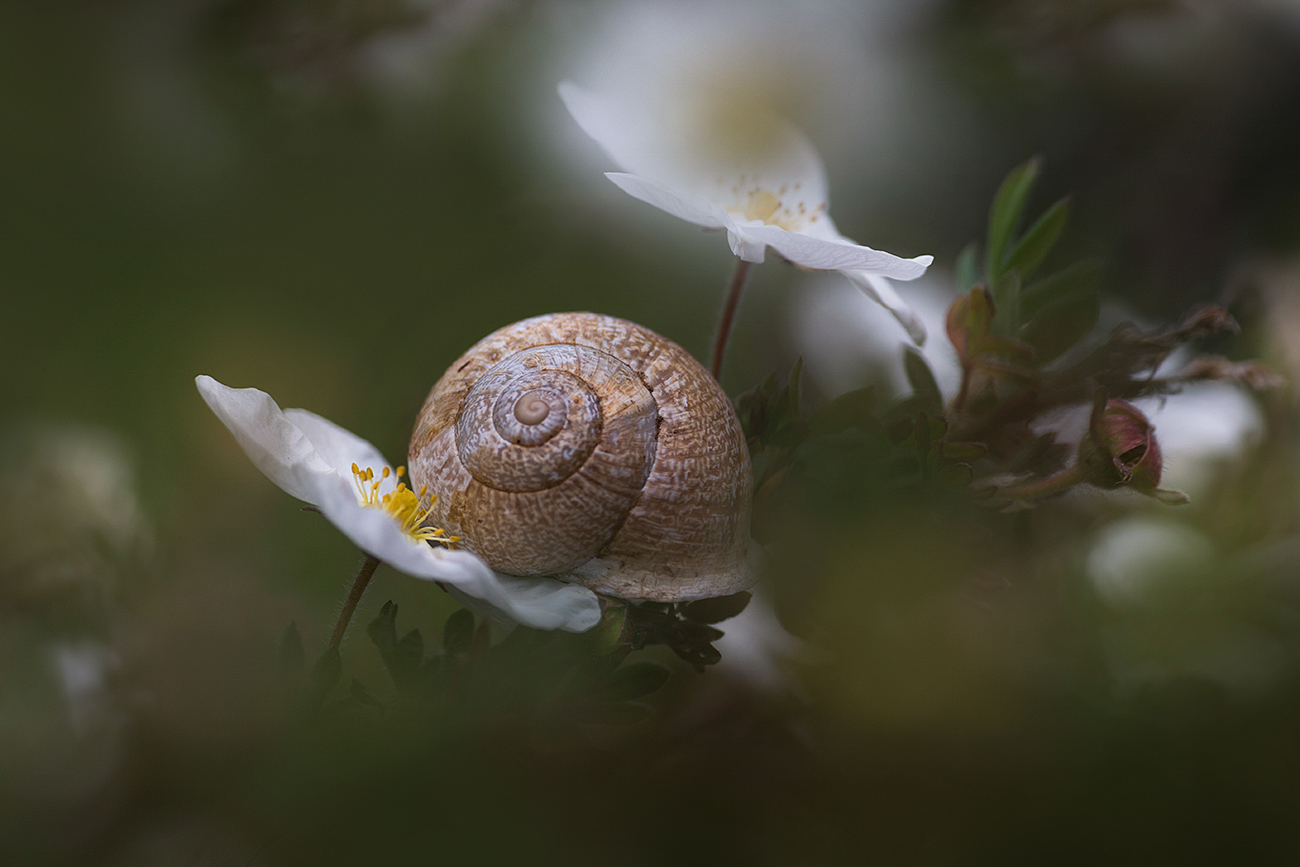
[3,0,1300,864]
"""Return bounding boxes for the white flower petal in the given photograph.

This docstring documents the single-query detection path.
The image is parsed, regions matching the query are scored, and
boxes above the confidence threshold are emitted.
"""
[199,376,601,633]
[558,80,642,174]
[742,223,933,277]
[310,474,600,632]
[725,226,769,264]
[604,172,730,230]
[282,408,390,478]
[842,271,928,346]
[195,375,333,505]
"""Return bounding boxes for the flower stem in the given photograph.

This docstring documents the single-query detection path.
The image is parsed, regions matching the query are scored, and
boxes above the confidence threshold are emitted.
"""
[710,258,753,381]
[329,554,380,650]
[996,463,1088,501]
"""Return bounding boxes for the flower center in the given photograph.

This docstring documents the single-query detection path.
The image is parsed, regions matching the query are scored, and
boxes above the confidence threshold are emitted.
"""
[351,463,459,547]
[729,180,825,232]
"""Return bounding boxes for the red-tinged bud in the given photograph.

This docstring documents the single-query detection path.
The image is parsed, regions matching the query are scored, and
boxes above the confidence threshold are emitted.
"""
[945,286,994,361]
[1077,398,1164,493]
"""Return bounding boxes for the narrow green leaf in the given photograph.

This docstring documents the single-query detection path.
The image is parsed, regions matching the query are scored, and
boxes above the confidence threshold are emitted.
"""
[987,157,1041,281]
[808,386,877,437]
[1021,259,1103,319]
[1003,195,1071,280]
[990,271,1022,337]
[442,608,475,655]
[598,661,674,701]
[1019,290,1101,364]
[682,591,752,624]
[309,647,341,696]
[903,347,942,411]
[954,242,979,293]
[367,600,399,656]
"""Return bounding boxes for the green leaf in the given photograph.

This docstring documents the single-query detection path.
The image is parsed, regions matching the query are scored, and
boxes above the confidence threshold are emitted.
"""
[279,621,305,687]
[954,242,979,293]
[989,270,1022,337]
[442,608,475,655]
[367,600,399,656]
[350,677,383,709]
[309,647,341,699]
[1019,290,1101,364]
[1021,259,1103,319]
[903,347,942,412]
[941,442,988,463]
[673,642,723,671]
[978,334,1036,362]
[1003,195,1071,280]
[987,157,1041,280]
[391,629,424,684]
[598,661,674,701]
[936,462,974,487]
[808,386,878,437]
[682,591,752,624]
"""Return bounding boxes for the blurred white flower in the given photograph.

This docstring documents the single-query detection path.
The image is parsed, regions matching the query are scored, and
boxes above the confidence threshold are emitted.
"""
[195,375,601,633]
[558,80,933,342]
[0,423,153,606]
[793,272,960,398]
[1086,515,1215,606]
[715,590,810,697]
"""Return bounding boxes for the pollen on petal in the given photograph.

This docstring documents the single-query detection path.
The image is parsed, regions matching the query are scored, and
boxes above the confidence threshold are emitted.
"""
[351,463,457,546]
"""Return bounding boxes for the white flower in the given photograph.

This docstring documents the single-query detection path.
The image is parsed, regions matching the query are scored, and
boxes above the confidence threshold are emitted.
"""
[195,375,601,633]
[558,80,934,342]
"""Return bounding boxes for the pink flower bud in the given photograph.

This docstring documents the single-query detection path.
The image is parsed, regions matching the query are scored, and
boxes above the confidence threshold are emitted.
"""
[1077,399,1164,493]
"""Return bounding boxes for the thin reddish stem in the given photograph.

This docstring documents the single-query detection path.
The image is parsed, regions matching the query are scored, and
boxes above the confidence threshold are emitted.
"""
[329,554,380,650]
[710,258,753,381]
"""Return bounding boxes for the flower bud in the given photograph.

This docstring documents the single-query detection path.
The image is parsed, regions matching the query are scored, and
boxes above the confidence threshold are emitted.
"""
[1077,399,1164,493]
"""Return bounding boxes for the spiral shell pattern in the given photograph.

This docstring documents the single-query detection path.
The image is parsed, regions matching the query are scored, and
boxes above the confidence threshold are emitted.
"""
[407,312,756,601]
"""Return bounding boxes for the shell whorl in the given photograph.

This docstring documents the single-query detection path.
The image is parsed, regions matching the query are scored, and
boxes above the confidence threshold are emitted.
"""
[408,312,757,601]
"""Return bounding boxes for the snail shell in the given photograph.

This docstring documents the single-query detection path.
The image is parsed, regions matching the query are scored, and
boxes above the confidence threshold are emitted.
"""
[407,312,758,602]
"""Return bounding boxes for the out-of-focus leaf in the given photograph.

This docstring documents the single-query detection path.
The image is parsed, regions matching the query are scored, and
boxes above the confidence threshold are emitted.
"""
[937,462,974,487]
[442,608,475,655]
[309,647,341,699]
[955,242,979,293]
[987,157,1041,279]
[1003,196,1071,280]
[942,442,988,463]
[350,677,383,709]
[1021,259,1102,319]
[682,591,752,624]
[904,347,943,412]
[808,386,877,437]
[367,600,399,656]
[990,270,1022,337]
[979,334,1036,362]
[597,661,673,702]
[1021,290,1101,364]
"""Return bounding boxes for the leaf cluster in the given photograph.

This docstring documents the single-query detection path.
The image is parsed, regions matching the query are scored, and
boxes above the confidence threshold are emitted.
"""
[277,601,685,729]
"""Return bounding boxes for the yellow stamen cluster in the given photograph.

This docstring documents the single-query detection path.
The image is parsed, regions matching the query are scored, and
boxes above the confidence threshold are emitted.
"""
[726,176,825,232]
[351,462,460,548]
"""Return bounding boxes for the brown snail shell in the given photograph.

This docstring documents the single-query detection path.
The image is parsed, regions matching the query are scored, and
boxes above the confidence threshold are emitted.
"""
[407,312,758,602]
